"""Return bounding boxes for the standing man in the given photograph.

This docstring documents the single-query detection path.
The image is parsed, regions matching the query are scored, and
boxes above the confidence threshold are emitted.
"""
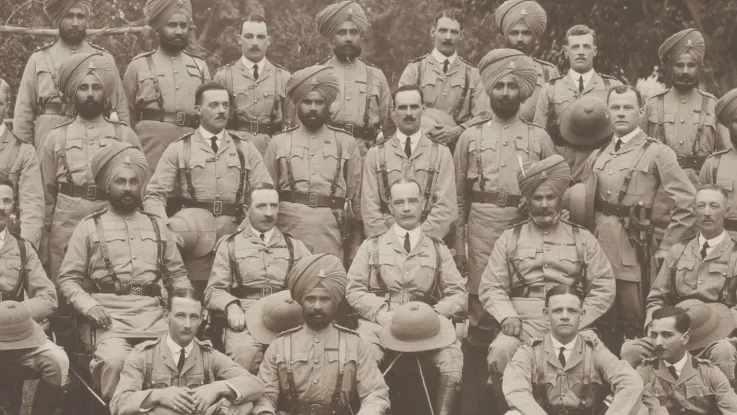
[534,24,622,183]
[144,82,271,294]
[398,9,490,147]
[213,15,290,157]
[40,53,141,281]
[264,65,361,262]
[589,85,695,345]
[453,49,555,346]
[362,84,457,239]
[57,142,192,401]
[123,0,210,170]
[205,182,311,373]
[14,0,129,151]
[495,0,560,122]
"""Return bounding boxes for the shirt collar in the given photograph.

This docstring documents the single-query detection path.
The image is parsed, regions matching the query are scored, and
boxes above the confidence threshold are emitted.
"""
[241,56,265,73]
[431,48,457,66]
[396,129,422,145]
[0,123,6,138]
[550,335,578,351]
[670,352,690,373]
[0,227,7,242]
[615,127,642,145]
[166,334,194,359]
[568,68,595,86]
[393,222,421,241]
[250,225,275,244]
[198,126,225,141]
[699,230,726,249]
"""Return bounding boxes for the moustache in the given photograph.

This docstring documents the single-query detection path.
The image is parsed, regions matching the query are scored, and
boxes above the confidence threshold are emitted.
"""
[215,114,226,120]
[403,116,415,122]
[250,46,261,51]
[442,40,453,45]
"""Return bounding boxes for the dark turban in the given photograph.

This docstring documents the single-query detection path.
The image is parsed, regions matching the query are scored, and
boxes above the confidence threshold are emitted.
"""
[716,88,737,127]
[286,254,346,305]
[517,154,571,200]
[495,0,547,40]
[44,0,91,27]
[316,1,369,40]
[658,29,705,66]
[90,142,148,191]
[478,48,537,102]
[286,65,340,106]
[144,0,192,31]
[57,53,117,100]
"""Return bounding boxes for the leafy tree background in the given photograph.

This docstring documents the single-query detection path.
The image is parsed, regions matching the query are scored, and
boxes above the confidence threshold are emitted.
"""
[1,0,737,118]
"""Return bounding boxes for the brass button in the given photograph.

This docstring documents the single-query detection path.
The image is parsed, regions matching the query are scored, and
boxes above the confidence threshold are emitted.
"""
[346,96,351,100]
[681,100,686,104]
[314,360,319,364]
[544,264,549,268]
[501,163,506,167]
[503,126,509,129]
[679,141,684,145]
[606,190,611,195]
[503,141,508,146]
[681,119,685,124]
[314,338,320,343]
[313,379,319,384]
[176,86,180,90]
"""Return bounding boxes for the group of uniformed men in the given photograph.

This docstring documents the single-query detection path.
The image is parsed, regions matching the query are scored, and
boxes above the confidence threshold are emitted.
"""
[5,0,737,414]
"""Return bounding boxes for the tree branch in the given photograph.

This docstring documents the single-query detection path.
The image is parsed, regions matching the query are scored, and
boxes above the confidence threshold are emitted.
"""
[0,25,150,36]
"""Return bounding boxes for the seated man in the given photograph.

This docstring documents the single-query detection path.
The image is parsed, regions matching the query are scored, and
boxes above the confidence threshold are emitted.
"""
[346,177,466,415]
[254,254,390,415]
[503,285,647,415]
[205,182,311,373]
[622,184,737,385]
[57,142,192,401]
[110,288,264,415]
[639,305,737,414]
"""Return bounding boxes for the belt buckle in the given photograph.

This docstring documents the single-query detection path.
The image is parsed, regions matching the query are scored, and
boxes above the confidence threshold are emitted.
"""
[344,123,354,136]
[310,404,324,415]
[543,285,551,298]
[250,120,259,134]
[676,154,685,167]
[213,201,223,216]
[497,192,508,206]
[130,284,143,296]
[262,286,273,297]
[175,112,186,126]
[86,185,97,200]
[116,282,131,295]
[0,292,8,302]
[401,290,410,304]
[308,193,319,208]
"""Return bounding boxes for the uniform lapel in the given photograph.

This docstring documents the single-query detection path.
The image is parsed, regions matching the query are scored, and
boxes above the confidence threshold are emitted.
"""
[703,234,732,262]
[237,58,255,82]
[159,340,180,374]
[411,134,431,161]
[445,58,461,77]
[217,131,233,157]
[544,335,564,370]
[390,135,407,160]
[194,129,216,156]
[582,72,601,95]
[562,336,585,370]
[179,342,200,377]
[654,360,677,384]
[561,74,579,95]
[256,60,272,85]
[674,355,698,386]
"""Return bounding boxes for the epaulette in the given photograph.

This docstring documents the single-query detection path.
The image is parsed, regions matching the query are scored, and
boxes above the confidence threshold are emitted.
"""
[333,323,359,335]
[410,54,429,64]
[599,73,617,80]
[526,337,544,347]
[326,123,352,135]
[317,56,332,65]
[50,118,75,131]
[88,42,110,54]
[272,124,299,138]
[706,149,731,160]
[579,331,601,348]
[103,117,129,126]
[532,57,557,68]
[194,338,214,350]
[358,57,378,68]
[675,234,698,246]
[693,355,713,366]
[83,207,108,221]
[427,135,448,146]
[174,131,197,142]
[371,136,391,149]
[520,118,544,129]
[276,325,303,338]
[547,73,565,83]
[467,119,489,129]
[505,219,529,230]
[183,50,206,63]
[697,89,717,100]
[8,131,30,145]
[138,210,161,220]
[132,50,156,61]
[427,234,445,246]
[270,61,288,72]
[640,356,658,367]
[561,219,584,229]
[35,42,54,52]
[133,337,161,351]
[458,56,476,68]
[647,89,668,101]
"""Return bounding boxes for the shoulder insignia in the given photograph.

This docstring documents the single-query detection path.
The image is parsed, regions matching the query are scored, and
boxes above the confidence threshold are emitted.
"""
[326,123,352,135]
[8,132,30,145]
[226,228,246,242]
[272,124,299,138]
[693,356,713,366]
[358,57,378,68]
[175,131,197,142]
[317,56,331,65]
[50,118,75,131]
[276,325,303,338]
[599,73,617,80]
[648,89,668,100]
[227,132,242,143]
[458,56,477,68]
[333,323,359,335]
[426,234,445,246]
[410,54,429,64]
[467,119,489,129]
[706,149,731,160]
[221,60,236,69]
[36,42,55,52]
[548,73,565,82]
[133,337,162,351]
[132,50,156,61]
[697,89,717,100]
[194,338,214,350]
[640,356,658,367]
[505,219,529,231]
[427,135,448,146]
[270,61,288,72]
[676,234,698,245]
[520,118,544,129]
[579,331,601,348]
[527,337,544,347]
[88,42,110,54]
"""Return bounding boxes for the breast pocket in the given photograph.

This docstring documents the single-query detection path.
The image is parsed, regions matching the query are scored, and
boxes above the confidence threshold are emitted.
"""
[35,64,58,99]
[557,247,580,277]
[0,258,22,291]
[514,137,530,158]
[139,228,160,266]
[184,373,205,389]
[420,72,440,101]
[566,371,603,407]
[628,162,654,198]
[150,373,171,389]
[321,145,344,183]
[259,85,277,115]
[512,247,537,283]
[328,351,358,389]
[417,255,437,289]
[281,147,308,181]
[685,384,715,408]
[372,255,395,290]
[64,139,88,172]
[99,230,130,269]
[468,139,495,179]
[225,151,245,181]
[234,248,262,283]
[186,66,203,97]
[233,85,251,113]
[675,259,697,289]
[277,352,310,388]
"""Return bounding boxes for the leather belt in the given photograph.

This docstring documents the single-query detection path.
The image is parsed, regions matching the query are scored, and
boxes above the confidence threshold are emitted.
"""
[42,102,73,117]
[98,282,161,297]
[470,190,522,207]
[58,183,108,201]
[296,404,351,415]
[230,119,283,136]
[372,290,430,306]
[544,409,593,415]
[139,109,199,129]
[279,191,344,209]
[181,199,243,217]
[231,285,281,299]
[0,292,18,302]
[510,285,551,299]
[677,155,706,170]
[594,199,652,219]
[329,121,377,141]
[725,218,737,231]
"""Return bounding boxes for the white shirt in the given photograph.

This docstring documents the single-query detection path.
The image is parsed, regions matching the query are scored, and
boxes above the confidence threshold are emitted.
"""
[550,335,578,364]
[199,126,225,151]
[166,334,194,361]
[668,352,689,378]
[699,230,726,257]
[0,123,6,138]
[393,223,422,253]
[431,48,458,67]
[0,227,7,251]
[568,68,595,89]
[251,225,275,244]
[614,126,642,148]
[395,129,422,156]
[241,56,265,78]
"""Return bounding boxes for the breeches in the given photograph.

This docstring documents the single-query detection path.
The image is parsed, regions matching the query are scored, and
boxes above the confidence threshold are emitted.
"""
[224,327,264,374]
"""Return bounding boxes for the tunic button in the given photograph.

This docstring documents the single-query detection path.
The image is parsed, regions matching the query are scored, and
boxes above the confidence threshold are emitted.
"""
[608,171,613,175]
[544,232,549,235]
[174,71,178,74]
[501,163,506,167]
[312,172,316,175]
[503,142,508,146]
[503,126,509,129]
[313,379,319,384]
[679,141,684,145]
[442,93,447,96]
[216,175,220,179]
[681,119,685,124]
[681,100,686,104]
[314,338,320,343]
[314,360,319,364]
[176,86,180,90]
[606,190,611,195]
[346,96,351,100]
[311,153,315,156]
[132,255,136,259]
[544,264,549,268]
[698,280,702,284]
[545,247,550,251]
[254,100,258,103]
[130,237,134,240]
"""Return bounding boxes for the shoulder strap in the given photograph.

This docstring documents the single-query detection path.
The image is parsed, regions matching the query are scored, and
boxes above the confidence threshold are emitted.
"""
[416,59,426,89]
[452,64,471,119]
[602,76,611,90]
[228,233,244,286]
[226,66,234,95]
[60,125,75,186]
[272,68,283,125]
[718,240,737,304]
[420,142,441,222]
[427,236,443,303]
[146,214,166,283]
[378,142,391,202]
[283,233,295,274]
[541,64,550,82]
[146,55,165,110]
[331,330,346,406]
[284,333,300,402]
[187,54,205,83]
[9,235,26,300]
[571,226,588,293]
[42,47,60,94]
[329,132,344,197]
[183,135,196,200]
[4,137,21,177]
[364,66,374,129]
[669,242,690,303]
[370,236,387,293]
[231,134,248,205]
[693,94,709,155]
[202,346,212,384]
[507,224,529,293]
[142,345,155,389]
[474,124,485,192]
[547,78,558,126]
[657,94,665,142]
[617,140,653,204]
[579,341,593,409]
[285,131,297,192]
[93,215,119,283]
[712,153,723,184]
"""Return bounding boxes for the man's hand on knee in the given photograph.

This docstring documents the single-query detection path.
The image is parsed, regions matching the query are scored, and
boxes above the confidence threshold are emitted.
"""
[150,386,196,414]
[86,305,113,329]
[501,317,522,338]
[226,303,246,332]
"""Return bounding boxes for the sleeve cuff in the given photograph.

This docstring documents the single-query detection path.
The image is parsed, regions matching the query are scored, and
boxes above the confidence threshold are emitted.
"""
[224,380,242,402]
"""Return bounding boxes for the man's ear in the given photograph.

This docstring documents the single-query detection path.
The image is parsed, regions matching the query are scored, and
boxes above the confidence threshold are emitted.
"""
[194,105,201,116]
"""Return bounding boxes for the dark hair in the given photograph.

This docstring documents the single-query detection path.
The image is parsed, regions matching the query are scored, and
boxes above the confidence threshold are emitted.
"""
[544,284,584,307]
[652,306,691,334]
[195,81,232,107]
[0,178,15,195]
[391,84,424,108]
[389,178,422,198]
[167,287,202,310]
[695,184,729,203]
[565,24,596,46]
[607,84,643,108]
[0,79,10,103]
[433,8,463,31]
[241,15,267,34]
[244,182,277,208]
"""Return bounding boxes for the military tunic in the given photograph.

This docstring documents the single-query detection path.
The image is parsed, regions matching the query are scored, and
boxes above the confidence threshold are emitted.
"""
[362,133,457,239]
[700,149,737,238]
[213,58,290,157]
[13,40,130,151]
[110,336,264,415]
[253,323,390,415]
[39,117,142,280]
[263,124,360,259]
[533,72,623,183]
[123,49,210,170]
[518,58,560,123]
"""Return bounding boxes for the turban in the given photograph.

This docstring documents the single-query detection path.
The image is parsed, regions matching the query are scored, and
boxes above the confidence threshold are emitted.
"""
[658,29,705,66]
[90,142,149,191]
[517,155,571,200]
[478,48,537,102]
[144,0,192,31]
[316,1,369,40]
[286,65,340,106]
[57,53,117,100]
[495,0,547,40]
[716,88,737,126]
[286,254,346,305]
[44,0,91,27]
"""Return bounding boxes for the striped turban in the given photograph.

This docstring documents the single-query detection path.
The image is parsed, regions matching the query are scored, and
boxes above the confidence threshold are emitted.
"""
[716,88,737,127]
[658,29,705,67]
[286,254,346,305]
[144,0,192,31]
[57,53,117,100]
[478,48,537,102]
[495,0,547,40]
[286,65,340,106]
[316,1,369,40]
[90,142,148,192]
[44,0,91,27]
[518,155,571,200]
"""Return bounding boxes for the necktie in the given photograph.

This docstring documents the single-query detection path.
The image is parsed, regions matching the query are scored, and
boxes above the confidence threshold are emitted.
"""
[210,136,218,153]
[443,59,449,74]
[253,64,259,80]
[177,348,185,373]
[260,233,265,242]
[578,76,584,93]
[615,140,622,152]
[404,137,412,158]
[668,365,679,380]
[558,347,566,367]
[701,241,709,259]
[404,233,411,253]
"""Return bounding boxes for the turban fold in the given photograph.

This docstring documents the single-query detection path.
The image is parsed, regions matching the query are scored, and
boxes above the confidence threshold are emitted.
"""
[517,155,571,200]
[44,0,91,27]
[495,0,547,40]
[90,142,149,191]
[478,48,537,102]
[716,88,737,126]
[658,29,705,66]
[316,1,369,40]
[57,53,117,100]
[144,0,192,31]
[286,254,346,305]
[286,65,340,106]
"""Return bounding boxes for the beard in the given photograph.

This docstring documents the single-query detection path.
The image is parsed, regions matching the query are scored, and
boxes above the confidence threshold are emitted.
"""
[491,99,520,119]
[673,74,697,90]
[530,208,562,228]
[333,44,362,61]
[109,192,140,214]
[159,34,189,53]
[76,100,104,119]
[298,110,329,131]
[59,27,86,44]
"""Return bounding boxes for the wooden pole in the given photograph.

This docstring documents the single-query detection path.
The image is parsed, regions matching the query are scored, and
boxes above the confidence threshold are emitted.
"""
[0,25,149,36]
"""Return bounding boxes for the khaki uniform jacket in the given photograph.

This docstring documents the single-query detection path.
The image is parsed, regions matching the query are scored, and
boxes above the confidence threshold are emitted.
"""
[13,41,129,150]
[590,131,696,282]
[518,58,560,122]
[398,53,490,130]
[478,220,615,329]
[639,354,737,415]
[253,323,390,415]
[0,234,56,322]
[0,128,44,248]
[700,149,737,237]
[56,208,191,341]
[110,336,264,415]
[533,72,623,183]
[213,58,290,156]
[504,333,645,415]
[362,133,456,239]
[204,226,311,313]
[346,229,467,322]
